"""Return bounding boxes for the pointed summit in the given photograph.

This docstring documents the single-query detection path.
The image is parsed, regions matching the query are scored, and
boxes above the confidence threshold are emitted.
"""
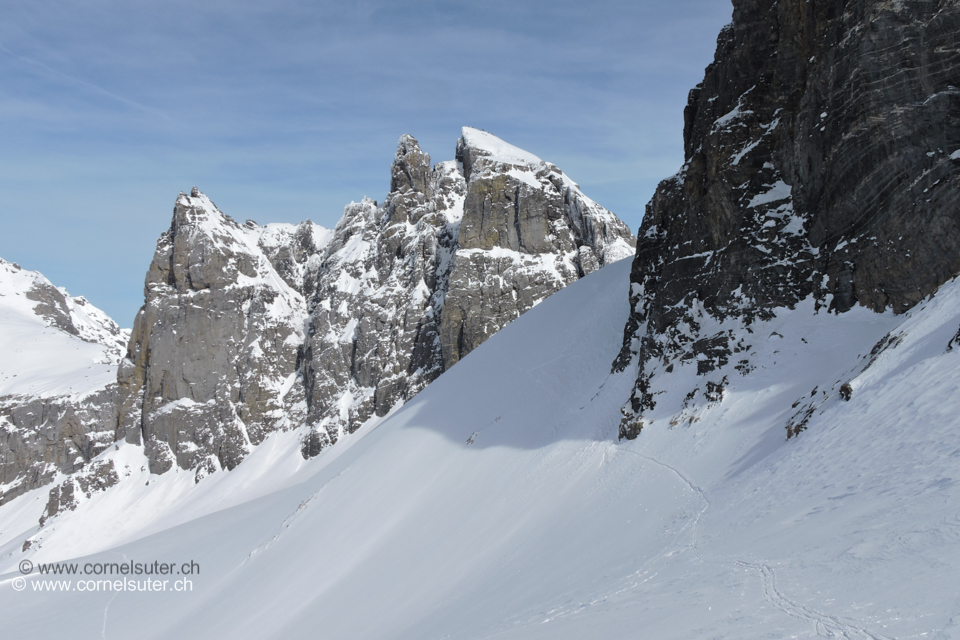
[390,134,432,195]
[119,189,309,475]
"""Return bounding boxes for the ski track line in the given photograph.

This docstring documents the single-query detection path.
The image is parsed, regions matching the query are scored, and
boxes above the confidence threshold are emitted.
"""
[731,559,892,640]
[101,591,120,639]
[620,448,894,640]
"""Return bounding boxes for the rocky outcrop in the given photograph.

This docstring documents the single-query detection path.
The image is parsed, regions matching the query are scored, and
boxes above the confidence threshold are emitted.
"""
[0,258,128,362]
[299,129,636,454]
[39,459,120,526]
[298,149,462,455]
[257,220,332,295]
[0,387,119,505]
[440,128,635,370]
[615,0,960,438]
[102,131,635,464]
[116,189,314,477]
[0,259,127,505]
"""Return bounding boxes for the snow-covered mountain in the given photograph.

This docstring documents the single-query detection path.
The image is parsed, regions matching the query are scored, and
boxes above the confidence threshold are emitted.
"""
[0,127,635,522]
[2,1,960,636]
[111,127,634,482]
[2,255,959,639]
[298,128,634,455]
[0,258,128,505]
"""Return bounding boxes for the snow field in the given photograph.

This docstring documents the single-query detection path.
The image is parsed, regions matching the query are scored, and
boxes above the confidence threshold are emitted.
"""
[0,259,958,639]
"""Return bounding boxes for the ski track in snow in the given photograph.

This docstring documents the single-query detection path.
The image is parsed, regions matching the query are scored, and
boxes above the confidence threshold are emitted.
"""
[535,446,710,624]
[101,592,119,640]
[732,560,892,640]
[621,448,892,640]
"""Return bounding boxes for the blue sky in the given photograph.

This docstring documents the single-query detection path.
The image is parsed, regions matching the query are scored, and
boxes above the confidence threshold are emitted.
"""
[0,0,732,326]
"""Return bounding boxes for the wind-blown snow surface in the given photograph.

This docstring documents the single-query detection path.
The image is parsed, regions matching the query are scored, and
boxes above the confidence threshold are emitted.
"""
[460,127,544,166]
[2,258,960,639]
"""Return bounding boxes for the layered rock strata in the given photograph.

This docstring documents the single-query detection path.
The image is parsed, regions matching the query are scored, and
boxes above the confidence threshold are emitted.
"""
[615,0,960,437]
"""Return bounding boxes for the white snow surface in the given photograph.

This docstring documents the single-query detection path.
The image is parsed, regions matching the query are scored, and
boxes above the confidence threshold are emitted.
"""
[748,179,792,208]
[0,258,127,399]
[2,259,960,639]
[258,221,334,256]
[461,126,543,166]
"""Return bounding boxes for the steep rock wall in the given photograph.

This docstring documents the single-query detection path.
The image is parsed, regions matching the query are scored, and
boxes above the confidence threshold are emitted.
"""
[616,0,960,437]
[117,189,312,477]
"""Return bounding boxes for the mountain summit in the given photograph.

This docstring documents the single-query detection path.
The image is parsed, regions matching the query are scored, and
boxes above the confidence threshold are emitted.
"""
[0,258,128,505]
[2,129,635,510]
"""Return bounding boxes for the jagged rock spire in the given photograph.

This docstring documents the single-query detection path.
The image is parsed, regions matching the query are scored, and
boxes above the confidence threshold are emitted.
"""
[390,134,432,196]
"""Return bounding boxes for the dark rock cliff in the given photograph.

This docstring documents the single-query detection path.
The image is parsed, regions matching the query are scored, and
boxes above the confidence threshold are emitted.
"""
[616,0,960,437]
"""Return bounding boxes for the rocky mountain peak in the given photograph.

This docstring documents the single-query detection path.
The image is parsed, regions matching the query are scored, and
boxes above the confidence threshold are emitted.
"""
[386,136,437,227]
[455,126,543,181]
[4,128,636,507]
[115,129,634,464]
[119,191,308,476]
[0,258,127,505]
[391,134,433,196]
[0,258,127,358]
[145,187,266,293]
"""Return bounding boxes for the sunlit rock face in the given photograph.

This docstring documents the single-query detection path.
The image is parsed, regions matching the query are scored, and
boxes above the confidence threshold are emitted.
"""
[110,129,635,468]
[299,129,636,455]
[116,190,314,477]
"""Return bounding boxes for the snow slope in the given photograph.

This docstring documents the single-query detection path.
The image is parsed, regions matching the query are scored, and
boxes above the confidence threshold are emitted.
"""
[0,258,127,399]
[1,258,959,639]
[460,127,544,166]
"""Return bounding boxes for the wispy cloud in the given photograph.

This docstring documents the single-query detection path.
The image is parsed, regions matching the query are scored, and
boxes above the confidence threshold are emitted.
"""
[0,0,732,324]
[0,41,170,121]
